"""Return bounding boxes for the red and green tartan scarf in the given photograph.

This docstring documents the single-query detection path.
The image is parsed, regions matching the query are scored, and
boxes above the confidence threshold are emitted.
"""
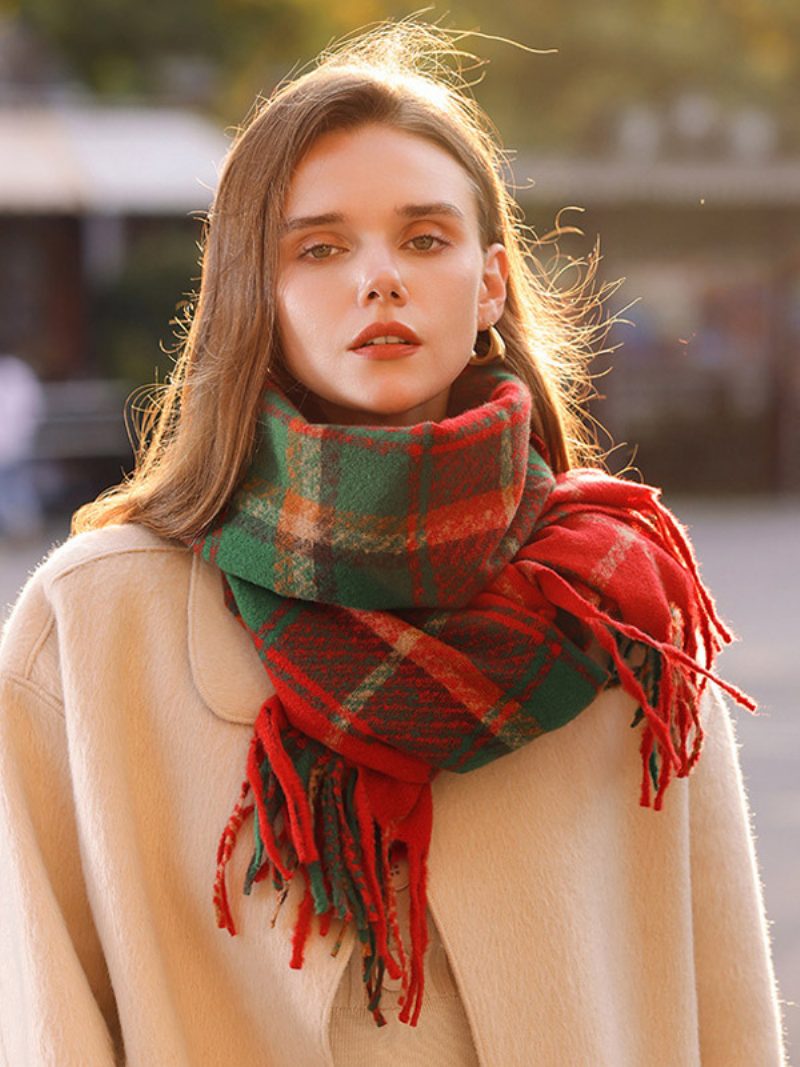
[190,362,754,1028]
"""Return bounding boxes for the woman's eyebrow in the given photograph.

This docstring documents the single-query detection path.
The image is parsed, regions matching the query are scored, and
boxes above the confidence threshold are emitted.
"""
[281,212,344,235]
[280,201,466,235]
[398,201,466,222]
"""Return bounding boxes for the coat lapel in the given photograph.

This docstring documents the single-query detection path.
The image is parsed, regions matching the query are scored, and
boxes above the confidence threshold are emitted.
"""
[188,552,274,723]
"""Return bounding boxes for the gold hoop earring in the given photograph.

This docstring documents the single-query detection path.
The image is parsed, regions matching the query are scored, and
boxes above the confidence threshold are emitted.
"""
[469,324,506,366]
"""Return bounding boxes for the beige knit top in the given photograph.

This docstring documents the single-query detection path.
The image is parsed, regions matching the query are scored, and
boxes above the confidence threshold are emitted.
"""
[329,847,481,1065]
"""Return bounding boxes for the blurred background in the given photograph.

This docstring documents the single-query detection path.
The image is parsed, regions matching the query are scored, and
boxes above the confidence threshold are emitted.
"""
[1,0,798,1058]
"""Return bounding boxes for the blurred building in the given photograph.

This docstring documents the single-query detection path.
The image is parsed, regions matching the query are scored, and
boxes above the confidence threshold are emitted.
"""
[0,19,227,510]
[0,15,226,380]
[518,94,800,494]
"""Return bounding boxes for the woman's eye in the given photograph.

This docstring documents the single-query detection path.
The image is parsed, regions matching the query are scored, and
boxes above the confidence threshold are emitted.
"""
[299,234,447,259]
[407,233,447,252]
[300,243,340,260]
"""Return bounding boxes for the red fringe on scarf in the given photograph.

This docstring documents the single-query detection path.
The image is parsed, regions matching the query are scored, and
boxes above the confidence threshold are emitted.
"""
[212,695,434,1028]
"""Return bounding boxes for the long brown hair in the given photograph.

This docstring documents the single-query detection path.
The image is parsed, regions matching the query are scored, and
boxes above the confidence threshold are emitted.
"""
[73,20,623,539]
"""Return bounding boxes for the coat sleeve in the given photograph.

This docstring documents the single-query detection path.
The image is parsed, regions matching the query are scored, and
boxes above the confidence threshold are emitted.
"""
[0,578,123,1066]
[689,682,787,1065]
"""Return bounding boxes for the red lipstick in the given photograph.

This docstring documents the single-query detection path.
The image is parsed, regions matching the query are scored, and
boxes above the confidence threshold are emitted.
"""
[349,321,422,360]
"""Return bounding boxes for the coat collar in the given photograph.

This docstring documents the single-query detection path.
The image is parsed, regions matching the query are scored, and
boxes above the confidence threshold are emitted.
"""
[188,551,274,723]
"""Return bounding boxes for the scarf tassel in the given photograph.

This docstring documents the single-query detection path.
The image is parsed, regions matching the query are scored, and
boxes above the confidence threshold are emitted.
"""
[529,564,756,810]
[212,696,433,1025]
[395,801,432,1027]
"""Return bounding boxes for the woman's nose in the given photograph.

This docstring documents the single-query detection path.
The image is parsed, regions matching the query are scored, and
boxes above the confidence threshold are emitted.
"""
[357,253,408,306]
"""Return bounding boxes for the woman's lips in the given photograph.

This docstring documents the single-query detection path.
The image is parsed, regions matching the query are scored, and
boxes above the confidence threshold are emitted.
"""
[350,342,421,360]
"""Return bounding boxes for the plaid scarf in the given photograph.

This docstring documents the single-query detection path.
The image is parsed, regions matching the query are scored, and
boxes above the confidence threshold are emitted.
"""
[191,362,753,1028]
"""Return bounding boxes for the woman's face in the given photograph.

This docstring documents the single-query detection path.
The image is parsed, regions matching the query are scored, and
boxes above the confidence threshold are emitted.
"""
[275,123,508,426]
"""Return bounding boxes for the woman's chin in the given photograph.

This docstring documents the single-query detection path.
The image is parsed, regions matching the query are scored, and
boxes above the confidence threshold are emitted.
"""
[313,387,451,427]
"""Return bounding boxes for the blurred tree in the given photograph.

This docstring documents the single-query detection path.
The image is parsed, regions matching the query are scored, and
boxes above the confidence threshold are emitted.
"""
[461,0,800,153]
[90,221,200,385]
[7,0,799,151]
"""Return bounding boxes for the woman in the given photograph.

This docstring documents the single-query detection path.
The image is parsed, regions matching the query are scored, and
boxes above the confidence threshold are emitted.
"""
[0,21,786,1066]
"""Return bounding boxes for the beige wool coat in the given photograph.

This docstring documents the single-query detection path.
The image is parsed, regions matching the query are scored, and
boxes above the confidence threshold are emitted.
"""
[0,524,787,1066]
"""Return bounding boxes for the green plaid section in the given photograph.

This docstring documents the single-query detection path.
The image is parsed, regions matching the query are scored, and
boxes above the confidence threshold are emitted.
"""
[203,364,542,611]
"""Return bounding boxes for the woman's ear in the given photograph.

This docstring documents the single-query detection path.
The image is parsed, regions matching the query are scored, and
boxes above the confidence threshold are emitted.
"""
[477,243,509,326]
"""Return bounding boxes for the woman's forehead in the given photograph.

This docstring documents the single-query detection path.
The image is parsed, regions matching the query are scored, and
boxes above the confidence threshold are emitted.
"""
[282,124,480,228]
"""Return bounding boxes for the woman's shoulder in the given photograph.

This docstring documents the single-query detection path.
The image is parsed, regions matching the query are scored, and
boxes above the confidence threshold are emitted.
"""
[14,522,188,610]
[36,523,187,585]
[1,524,191,678]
